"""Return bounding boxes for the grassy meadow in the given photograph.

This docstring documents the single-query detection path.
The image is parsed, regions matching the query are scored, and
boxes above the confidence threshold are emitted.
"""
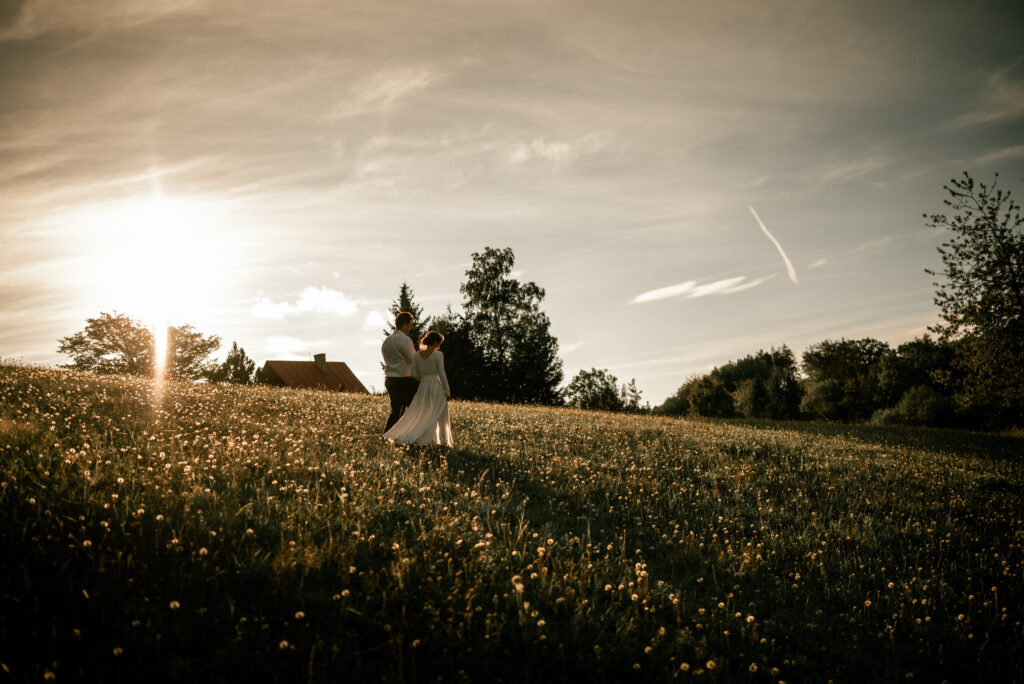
[1,361,1022,682]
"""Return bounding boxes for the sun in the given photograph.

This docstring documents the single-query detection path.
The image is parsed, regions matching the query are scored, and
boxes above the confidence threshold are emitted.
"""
[72,180,230,372]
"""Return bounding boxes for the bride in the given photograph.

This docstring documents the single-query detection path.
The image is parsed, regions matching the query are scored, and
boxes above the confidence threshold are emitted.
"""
[382,330,453,447]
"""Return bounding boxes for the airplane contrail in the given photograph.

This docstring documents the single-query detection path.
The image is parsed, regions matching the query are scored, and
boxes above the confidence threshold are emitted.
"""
[748,205,799,285]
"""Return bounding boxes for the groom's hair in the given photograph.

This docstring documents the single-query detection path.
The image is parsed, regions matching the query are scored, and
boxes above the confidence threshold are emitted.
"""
[395,312,414,328]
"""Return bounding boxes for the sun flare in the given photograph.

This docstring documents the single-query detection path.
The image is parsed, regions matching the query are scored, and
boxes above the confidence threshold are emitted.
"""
[69,179,230,373]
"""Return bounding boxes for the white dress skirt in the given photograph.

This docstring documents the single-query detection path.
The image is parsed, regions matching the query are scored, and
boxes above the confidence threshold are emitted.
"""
[382,350,453,447]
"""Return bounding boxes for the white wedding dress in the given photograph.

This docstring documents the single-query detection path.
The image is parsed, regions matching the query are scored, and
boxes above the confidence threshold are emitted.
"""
[382,350,453,447]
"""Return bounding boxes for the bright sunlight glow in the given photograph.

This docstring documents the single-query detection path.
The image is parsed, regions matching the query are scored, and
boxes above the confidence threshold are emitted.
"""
[67,176,230,375]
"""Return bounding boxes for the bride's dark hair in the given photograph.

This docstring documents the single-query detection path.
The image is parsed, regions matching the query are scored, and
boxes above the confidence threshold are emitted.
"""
[419,330,444,350]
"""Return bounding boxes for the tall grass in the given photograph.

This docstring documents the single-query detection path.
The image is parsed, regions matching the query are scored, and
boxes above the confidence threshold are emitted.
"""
[1,362,1021,682]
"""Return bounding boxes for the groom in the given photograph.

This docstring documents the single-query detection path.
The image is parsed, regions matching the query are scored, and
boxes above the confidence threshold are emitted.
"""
[382,311,419,433]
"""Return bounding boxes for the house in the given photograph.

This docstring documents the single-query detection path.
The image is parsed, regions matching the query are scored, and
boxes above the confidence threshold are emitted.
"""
[258,354,369,394]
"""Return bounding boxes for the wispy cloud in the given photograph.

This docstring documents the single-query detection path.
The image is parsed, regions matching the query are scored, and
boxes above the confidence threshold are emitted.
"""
[266,335,318,356]
[336,66,443,118]
[631,275,773,304]
[560,340,587,355]
[509,138,572,164]
[973,144,1024,165]
[807,258,828,269]
[816,155,891,184]
[952,58,1024,128]
[251,286,359,319]
[363,310,388,330]
[749,205,798,285]
[507,133,611,167]
[631,280,697,303]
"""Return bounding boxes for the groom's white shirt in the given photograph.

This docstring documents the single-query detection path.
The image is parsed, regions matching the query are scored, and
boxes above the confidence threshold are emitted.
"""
[382,330,416,378]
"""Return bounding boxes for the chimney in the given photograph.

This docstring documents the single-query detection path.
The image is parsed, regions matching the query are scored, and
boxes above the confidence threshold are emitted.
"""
[314,353,327,373]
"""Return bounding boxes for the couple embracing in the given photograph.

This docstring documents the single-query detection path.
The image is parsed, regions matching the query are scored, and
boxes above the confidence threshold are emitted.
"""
[381,312,454,447]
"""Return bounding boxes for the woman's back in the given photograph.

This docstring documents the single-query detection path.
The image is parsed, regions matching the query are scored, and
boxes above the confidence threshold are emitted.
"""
[413,350,449,396]
[414,350,440,374]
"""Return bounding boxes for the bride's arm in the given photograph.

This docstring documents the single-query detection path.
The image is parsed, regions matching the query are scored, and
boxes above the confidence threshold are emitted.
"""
[437,352,451,397]
[411,354,421,381]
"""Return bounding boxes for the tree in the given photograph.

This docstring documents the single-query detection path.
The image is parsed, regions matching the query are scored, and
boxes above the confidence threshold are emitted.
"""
[876,335,958,407]
[459,247,563,404]
[658,346,801,419]
[428,305,485,400]
[711,346,802,419]
[800,338,890,422]
[254,364,276,385]
[385,281,431,348]
[765,363,803,419]
[686,377,734,418]
[207,341,256,384]
[165,324,221,381]
[735,376,770,418]
[924,172,1024,426]
[621,378,644,412]
[58,311,155,376]
[656,375,697,416]
[565,368,624,411]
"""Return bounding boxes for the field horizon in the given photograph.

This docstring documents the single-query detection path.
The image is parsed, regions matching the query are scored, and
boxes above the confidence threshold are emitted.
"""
[1,361,1021,682]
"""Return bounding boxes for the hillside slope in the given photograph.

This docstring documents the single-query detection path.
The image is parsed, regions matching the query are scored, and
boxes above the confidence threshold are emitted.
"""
[1,363,1022,682]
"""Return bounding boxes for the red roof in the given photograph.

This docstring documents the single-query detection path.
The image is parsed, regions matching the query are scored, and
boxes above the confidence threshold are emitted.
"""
[262,360,369,394]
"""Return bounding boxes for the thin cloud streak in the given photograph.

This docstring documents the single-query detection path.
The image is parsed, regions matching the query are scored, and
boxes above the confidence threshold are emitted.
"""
[630,275,772,304]
[749,205,798,285]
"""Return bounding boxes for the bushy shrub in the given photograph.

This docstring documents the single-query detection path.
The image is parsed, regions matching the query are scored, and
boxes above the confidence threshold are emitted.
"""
[687,377,734,417]
[800,379,845,421]
[896,385,954,426]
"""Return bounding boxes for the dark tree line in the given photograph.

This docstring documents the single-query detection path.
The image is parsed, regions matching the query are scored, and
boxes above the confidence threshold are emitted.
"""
[659,346,802,420]
[657,172,1023,430]
[563,369,645,412]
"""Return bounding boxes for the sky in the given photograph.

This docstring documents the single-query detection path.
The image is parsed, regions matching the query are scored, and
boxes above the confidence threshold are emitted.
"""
[2,0,1023,403]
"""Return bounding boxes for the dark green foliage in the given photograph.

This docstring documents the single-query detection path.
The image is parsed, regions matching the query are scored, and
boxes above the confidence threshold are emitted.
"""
[456,247,563,404]
[385,281,431,348]
[735,375,770,418]
[800,378,846,422]
[57,311,155,376]
[871,385,955,428]
[428,305,487,400]
[565,368,624,411]
[657,377,693,416]
[658,346,800,419]
[896,385,954,426]
[164,325,221,381]
[877,335,959,406]
[800,338,890,422]
[765,364,803,419]
[685,376,734,417]
[207,341,256,384]
[925,172,1024,428]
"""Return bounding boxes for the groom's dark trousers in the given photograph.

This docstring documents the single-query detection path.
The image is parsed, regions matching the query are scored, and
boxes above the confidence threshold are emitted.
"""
[384,376,419,432]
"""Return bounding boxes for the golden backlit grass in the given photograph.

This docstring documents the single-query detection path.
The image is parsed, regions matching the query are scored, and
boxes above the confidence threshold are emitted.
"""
[1,362,1021,682]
